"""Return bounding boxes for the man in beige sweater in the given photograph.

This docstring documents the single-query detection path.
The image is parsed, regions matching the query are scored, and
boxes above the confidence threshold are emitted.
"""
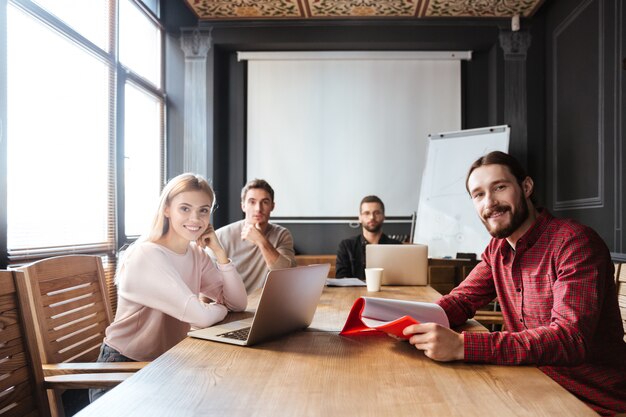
[213,179,297,292]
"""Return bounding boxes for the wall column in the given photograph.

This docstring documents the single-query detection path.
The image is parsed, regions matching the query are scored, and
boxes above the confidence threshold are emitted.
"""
[180,28,212,175]
[499,29,531,168]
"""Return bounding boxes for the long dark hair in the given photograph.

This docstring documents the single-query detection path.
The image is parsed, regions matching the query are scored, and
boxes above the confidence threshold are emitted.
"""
[465,151,534,201]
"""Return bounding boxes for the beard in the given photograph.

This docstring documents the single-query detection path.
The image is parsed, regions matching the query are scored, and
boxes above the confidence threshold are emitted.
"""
[481,198,529,239]
[363,222,383,234]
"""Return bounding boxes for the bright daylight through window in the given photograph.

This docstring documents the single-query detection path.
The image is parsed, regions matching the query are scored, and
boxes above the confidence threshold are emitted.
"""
[7,4,110,253]
[6,0,164,260]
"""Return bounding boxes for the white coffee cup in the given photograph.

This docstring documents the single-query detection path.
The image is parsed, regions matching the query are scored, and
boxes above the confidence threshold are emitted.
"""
[364,268,383,292]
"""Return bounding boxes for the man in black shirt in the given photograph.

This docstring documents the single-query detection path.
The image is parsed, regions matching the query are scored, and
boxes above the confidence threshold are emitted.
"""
[335,195,402,279]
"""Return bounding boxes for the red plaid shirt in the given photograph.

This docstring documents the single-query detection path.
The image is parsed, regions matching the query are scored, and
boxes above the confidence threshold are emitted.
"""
[438,209,626,416]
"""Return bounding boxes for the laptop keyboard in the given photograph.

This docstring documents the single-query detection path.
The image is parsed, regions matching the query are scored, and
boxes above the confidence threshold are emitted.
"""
[217,327,251,341]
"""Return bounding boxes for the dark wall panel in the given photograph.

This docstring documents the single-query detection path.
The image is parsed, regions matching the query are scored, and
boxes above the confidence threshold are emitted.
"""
[546,0,622,255]
[619,0,625,257]
[553,0,601,204]
[527,13,547,207]
[284,221,412,255]
[212,48,247,227]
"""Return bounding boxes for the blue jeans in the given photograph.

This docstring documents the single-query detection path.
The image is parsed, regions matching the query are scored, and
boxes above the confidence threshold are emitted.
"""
[88,343,135,403]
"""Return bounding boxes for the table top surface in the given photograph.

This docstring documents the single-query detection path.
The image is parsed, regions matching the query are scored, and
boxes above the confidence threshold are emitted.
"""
[76,285,595,417]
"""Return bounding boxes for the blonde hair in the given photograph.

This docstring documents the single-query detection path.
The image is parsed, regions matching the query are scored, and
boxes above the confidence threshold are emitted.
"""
[117,173,215,280]
[147,173,215,242]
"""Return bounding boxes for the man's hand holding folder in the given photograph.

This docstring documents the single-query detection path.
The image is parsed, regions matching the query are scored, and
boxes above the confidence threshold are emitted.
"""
[340,297,449,338]
[340,296,463,361]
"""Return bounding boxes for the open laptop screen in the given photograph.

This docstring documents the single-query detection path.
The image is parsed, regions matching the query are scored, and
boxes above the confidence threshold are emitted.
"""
[365,244,428,285]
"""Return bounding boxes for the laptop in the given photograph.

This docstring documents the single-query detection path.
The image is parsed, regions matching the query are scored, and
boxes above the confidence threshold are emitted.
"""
[365,244,428,285]
[188,263,330,346]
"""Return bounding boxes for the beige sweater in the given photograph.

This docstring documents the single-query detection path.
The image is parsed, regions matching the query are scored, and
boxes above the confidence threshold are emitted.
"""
[105,241,247,361]
[215,220,297,292]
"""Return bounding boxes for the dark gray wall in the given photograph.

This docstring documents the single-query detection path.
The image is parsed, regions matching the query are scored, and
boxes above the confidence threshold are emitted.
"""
[163,0,197,177]
[544,0,625,260]
[164,13,552,255]
[199,20,548,254]
[270,220,411,255]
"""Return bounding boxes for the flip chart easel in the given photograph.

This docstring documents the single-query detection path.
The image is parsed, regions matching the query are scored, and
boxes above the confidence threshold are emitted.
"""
[413,126,510,259]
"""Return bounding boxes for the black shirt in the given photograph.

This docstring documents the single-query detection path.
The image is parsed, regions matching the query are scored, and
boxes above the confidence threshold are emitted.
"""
[335,233,402,279]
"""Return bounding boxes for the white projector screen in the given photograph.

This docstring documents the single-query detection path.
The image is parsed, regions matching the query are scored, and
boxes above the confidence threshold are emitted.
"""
[244,52,463,217]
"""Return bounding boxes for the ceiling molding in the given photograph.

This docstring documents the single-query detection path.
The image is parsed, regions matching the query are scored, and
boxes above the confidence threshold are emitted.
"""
[183,0,546,20]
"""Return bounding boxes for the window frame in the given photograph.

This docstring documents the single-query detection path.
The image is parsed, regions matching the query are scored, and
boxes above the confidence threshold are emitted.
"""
[0,0,166,269]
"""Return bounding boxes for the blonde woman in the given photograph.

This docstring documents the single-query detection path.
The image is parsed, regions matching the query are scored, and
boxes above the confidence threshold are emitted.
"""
[90,173,247,402]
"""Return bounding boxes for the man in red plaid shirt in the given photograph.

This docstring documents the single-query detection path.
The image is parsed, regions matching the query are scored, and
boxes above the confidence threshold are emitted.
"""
[403,151,626,415]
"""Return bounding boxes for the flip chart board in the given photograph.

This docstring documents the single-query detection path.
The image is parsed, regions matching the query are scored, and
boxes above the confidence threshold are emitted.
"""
[413,126,510,259]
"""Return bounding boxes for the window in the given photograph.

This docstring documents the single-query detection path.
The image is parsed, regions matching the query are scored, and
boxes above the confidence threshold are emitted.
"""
[7,5,112,254]
[119,0,165,238]
[31,0,111,52]
[3,0,165,308]
[119,0,161,87]
[124,82,163,237]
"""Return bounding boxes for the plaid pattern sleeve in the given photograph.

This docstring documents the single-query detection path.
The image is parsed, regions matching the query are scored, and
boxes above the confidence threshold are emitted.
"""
[438,210,626,415]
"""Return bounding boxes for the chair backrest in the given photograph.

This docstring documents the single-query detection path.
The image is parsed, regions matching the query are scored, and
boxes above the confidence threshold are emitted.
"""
[615,263,626,341]
[16,255,114,365]
[0,270,50,417]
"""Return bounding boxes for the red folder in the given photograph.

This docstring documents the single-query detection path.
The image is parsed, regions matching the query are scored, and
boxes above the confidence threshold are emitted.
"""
[340,297,449,339]
[340,298,419,339]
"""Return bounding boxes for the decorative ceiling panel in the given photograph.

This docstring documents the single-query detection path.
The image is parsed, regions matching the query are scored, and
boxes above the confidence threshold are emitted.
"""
[185,0,306,19]
[308,0,421,18]
[424,0,544,18]
[183,0,546,20]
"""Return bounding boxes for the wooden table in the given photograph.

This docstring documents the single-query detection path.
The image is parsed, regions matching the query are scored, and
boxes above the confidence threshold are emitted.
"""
[75,286,596,416]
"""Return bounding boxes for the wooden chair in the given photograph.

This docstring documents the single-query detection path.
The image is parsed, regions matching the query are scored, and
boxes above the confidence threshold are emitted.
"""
[0,270,50,417]
[15,255,147,416]
[615,263,626,342]
[473,306,505,331]
[613,263,626,417]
